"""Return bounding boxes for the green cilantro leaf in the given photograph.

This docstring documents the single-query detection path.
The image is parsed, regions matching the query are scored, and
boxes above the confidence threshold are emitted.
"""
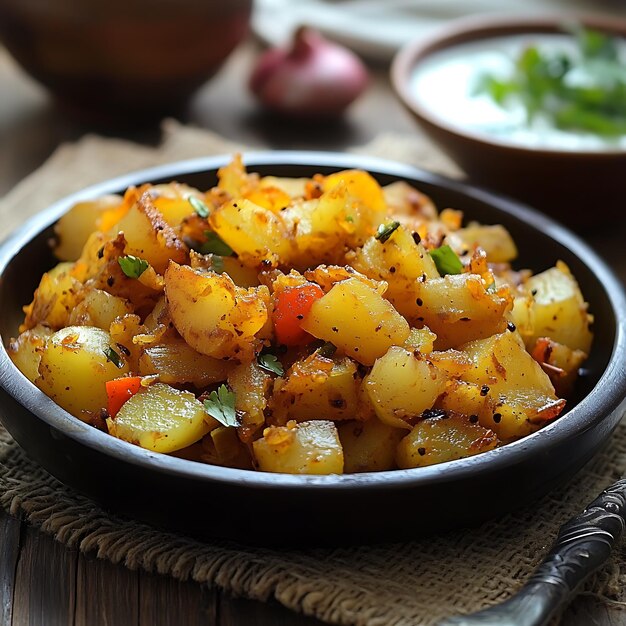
[189,196,210,219]
[103,346,124,369]
[429,245,464,276]
[118,255,149,279]
[476,27,626,137]
[203,384,238,428]
[257,353,284,376]
[578,27,618,61]
[198,231,234,257]
[375,221,400,243]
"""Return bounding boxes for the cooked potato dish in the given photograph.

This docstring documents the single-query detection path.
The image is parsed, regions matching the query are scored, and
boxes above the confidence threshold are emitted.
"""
[9,156,593,474]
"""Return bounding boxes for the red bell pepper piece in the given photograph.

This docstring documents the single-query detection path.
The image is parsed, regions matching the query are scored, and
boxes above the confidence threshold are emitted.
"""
[272,283,324,346]
[106,376,143,418]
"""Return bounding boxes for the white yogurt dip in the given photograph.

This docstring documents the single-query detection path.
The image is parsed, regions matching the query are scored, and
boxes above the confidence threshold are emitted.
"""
[410,33,626,152]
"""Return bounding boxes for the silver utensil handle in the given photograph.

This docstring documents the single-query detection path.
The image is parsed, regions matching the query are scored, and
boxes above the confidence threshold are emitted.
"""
[440,478,626,626]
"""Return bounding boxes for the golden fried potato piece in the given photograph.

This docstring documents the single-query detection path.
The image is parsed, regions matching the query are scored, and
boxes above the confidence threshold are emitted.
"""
[164,262,269,361]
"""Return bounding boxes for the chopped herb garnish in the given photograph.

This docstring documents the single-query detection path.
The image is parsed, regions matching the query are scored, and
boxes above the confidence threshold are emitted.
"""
[429,245,463,276]
[375,221,400,243]
[486,280,498,294]
[189,196,210,218]
[257,353,284,376]
[476,27,626,137]
[203,384,239,428]
[345,215,354,223]
[103,346,123,369]
[198,231,234,257]
[118,255,149,279]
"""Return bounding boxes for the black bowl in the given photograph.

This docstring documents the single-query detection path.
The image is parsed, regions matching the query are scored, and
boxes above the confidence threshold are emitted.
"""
[1,153,625,545]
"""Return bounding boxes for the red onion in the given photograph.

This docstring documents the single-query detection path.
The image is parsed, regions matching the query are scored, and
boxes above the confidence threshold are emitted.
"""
[249,27,369,117]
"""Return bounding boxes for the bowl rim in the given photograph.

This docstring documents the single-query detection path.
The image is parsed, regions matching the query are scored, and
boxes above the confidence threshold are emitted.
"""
[390,12,626,158]
[1,150,625,490]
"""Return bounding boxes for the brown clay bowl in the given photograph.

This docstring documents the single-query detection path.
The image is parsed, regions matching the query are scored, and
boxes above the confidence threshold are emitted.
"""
[390,14,626,229]
[0,0,252,117]
[0,152,625,545]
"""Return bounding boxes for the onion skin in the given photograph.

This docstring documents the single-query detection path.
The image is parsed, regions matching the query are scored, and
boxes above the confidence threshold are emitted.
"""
[249,27,369,117]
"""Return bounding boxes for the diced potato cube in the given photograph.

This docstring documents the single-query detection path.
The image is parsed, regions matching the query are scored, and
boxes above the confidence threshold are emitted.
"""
[114,192,188,274]
[217,154,254,197]
[510,295,534,342]
[351,226,439,283]
[272,355,360,423]
[253,420,344,474]
[68,289,132,330]
[36,326,130,419]
[150,183,206,227]
[396,413,498,468]
[244,185,293,214]
[209,198,292,267]
[436,380,491,421]
[259,175,308,199]
[427,349,473,379]
[301,278,410,365]
[21,262,82,331]
[525,262,593,353]
[107,383,215,453]
[339,418,404,473]
[74,233,163,315]
[164,262,269,360]
[530,337,588,397]
[286,183,356,266]
[382,181,437,220]
[409,273,512,349]
[349,226,439,316]
[364,346,447,429]
[460,331,565,440]
[8,325,54,383]
[227,361,271,439]
[455,224,517,263]
[403,327,437,353]
[322,169,387,229]
[138,339,232,387]
[202,426,253,469]
[217,257,261,288]
[54,195,122,261]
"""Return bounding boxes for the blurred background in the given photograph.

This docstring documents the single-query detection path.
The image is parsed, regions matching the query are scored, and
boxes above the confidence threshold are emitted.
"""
[1,0,625,198]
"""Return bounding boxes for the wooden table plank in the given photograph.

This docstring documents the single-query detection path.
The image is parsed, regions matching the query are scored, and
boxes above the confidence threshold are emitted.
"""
[0,511,22,626]
[75,552,139,626]
[138,570,217,626]
[3,507,626,626]
[218,595,324,626]
[12,523,77,626]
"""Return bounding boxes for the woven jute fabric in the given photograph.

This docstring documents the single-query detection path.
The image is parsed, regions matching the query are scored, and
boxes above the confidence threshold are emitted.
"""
[0,123,624,626]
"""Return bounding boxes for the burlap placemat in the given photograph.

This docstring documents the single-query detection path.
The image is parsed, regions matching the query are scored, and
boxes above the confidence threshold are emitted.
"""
[0,122,624,626]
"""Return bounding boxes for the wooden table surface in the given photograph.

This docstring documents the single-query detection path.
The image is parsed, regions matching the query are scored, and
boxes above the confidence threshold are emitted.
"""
[1,38,625,626]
